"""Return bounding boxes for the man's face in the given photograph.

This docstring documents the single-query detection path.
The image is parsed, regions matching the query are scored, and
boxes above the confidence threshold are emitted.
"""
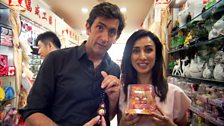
[37,41,50,59]
[86,17,119,57]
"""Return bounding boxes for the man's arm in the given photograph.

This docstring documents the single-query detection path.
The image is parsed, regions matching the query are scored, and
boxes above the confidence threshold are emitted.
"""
[101,71,121,120]
[25,113,58,126]
[23,54,58,126]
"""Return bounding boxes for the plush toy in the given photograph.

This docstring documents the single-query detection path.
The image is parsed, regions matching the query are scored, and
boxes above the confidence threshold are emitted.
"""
[213,50,224,81]
[209,16,224,40]
[203,63,212,79]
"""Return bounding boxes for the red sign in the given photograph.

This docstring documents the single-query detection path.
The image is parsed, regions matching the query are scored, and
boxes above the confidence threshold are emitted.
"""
[156,0,169,4]
[35,5,40,18]
[49,16,53,25]
[8,0,32,11]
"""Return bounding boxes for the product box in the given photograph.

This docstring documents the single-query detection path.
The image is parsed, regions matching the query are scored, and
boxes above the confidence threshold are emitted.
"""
[126,84,157,114]
[0,54,8,76]
[0,26,13,47]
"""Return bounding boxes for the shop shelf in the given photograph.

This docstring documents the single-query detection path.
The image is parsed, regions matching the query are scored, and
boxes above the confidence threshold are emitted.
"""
[196,95,208,103]
[189,105,223,126]
[168,35,224,54]
[0,97,15,109]
[0,75,15,77]
[168,47,189,53]
[0,23,11,30]
[195,95,224,110]
[189,105,205,118]
[170,0,223,36]
[171,75,224,87]
[208,98,224,109]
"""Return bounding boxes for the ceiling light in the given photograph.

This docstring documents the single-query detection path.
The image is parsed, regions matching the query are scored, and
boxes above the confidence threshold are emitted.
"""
[175,0,181,4]
[40,8,46,12]
[81,30,86,34]
[81,7,88,13]
[120,7,127,13]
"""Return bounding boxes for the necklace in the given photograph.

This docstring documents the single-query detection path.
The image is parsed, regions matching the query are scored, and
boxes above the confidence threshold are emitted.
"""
[97,88,106,117]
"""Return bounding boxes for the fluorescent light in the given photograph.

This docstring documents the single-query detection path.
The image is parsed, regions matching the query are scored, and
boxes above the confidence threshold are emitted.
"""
[120,7,127,13]
[81,30,86,34]
[39,8,46,12]
[175,0,181,4]
[81,7,88,13]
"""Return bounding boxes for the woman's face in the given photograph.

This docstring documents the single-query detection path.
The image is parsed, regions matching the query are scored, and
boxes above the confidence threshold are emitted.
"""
[131,36,156,75]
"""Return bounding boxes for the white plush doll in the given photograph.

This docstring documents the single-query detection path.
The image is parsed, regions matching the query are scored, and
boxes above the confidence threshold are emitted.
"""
[209,16,224,39]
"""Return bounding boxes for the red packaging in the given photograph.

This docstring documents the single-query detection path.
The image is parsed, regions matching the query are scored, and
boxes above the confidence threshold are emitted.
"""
[0,55,8,76]
[127,84,157,114]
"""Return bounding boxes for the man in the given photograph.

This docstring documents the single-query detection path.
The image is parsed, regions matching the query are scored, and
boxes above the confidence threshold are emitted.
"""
[35,31,61,59]
[20,2,125,126]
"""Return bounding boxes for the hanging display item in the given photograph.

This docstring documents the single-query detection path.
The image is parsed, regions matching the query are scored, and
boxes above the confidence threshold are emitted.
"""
[97,89,106,122]
[8,0,32,12]
[0,26,13,47]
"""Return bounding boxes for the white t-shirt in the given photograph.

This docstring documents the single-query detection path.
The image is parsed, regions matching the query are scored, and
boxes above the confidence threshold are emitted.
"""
[119,83,191,126]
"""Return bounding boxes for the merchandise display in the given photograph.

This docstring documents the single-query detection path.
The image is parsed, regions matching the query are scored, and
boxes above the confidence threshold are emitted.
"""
[19,17,46,80]
[126,84,156,114]
[0,0,223,125]
[168,0,224,125]
[0,26,13,47]
[0,3,21,125]
[168,77,224,125]
[0,0,78,125]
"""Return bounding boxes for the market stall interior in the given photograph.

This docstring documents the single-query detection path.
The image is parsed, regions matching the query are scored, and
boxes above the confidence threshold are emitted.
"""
[0,0,224,125]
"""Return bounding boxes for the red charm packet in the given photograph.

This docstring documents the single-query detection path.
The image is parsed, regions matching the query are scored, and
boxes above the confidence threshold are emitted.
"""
[0,55,8,76]
[126,84,157,114]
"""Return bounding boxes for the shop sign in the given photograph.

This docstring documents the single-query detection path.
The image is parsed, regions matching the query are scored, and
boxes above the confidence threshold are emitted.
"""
[49,16,53,25]
[35,5,40,18]
[62,29,75,37]
[8,0,32,12]
[156,0,169,4]
[33,5,54,25]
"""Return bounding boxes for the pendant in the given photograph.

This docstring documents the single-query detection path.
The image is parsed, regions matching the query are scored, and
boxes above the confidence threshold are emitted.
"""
[97,90,106,124]
[98,89,106,116]
[97,101,106,116]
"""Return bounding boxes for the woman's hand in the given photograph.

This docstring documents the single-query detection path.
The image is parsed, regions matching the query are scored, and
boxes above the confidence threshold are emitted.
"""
[119,113,142,126]
[83,116,106,126]
[144,107,177,126]
[146,113,177,126]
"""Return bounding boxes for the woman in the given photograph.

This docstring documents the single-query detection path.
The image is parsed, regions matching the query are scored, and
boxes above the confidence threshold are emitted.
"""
[118,29,191,126]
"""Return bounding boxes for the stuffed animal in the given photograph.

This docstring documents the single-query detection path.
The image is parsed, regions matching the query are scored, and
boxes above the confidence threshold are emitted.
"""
[209,16,224,39]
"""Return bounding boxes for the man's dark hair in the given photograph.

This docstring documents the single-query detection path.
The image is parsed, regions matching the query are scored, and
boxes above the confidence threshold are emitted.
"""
[87,2,125,38]
[35,31,61,49]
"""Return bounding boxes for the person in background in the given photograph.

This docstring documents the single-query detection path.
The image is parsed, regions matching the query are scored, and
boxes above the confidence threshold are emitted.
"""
[118,29,191,126]
[35,31,61,59]
[20,2,125,126]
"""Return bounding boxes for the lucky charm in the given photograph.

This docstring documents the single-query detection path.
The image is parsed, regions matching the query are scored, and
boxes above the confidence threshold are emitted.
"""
[97,102,106,116]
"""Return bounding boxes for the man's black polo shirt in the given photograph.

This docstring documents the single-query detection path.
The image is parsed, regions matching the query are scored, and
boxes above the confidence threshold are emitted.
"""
[20,43,120,126]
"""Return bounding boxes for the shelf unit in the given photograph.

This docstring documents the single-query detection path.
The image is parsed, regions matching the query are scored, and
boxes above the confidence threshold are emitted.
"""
[189,106,223,126]
[168,35,224,54]
[167,0,224,125]
[170,75,224,87]
[170,0,223,37]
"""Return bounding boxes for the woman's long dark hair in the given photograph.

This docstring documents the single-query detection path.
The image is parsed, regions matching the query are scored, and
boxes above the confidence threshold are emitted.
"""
[121,29,168,102]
